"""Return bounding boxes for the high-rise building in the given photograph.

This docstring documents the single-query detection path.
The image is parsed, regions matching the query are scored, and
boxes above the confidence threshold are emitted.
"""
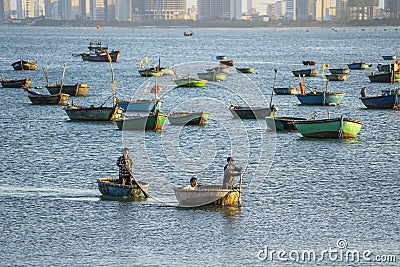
[197,0,242,20]
[336,0,349,21]
[0,0,11,19]
[275,0,286,18]
[384,0,398,18]
[285,0,296,20]
[144,0,186,21]
[247,0,256,14]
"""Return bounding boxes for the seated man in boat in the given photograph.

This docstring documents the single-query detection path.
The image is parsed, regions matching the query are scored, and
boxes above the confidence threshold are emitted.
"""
[117,148,135,186]
[223,157,243,189]
[185,176,198,190]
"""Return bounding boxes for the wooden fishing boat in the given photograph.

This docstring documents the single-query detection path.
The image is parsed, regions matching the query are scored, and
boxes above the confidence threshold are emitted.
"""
[11,60,38,71]
[273,86,298,95]
[1,78,31,88]
[174,78,207,87]
[294,117,364,138]
[359,87,400,109]
[382,55,396,60]
[116,98,162,112]
[64,104,123,121]
[76,42,120,62]
[297,91,345,105]
[236,67,254,74]
[347,61,371,70]
[325,74,350,81]
[115,110,168,131]
[173,185,240,207]
[46,83,90,96]
[377,63,392,72]
[229,104,275,119]
[197,72,227,82]
[183,30,194,36]
[368,71,400,83]
[216,55,227,60]
[329,68,351,74]
[26,89,69,105]
[97,178,149,198]
[266,116,307,131]
[302,60,317,66]
[138,67,165,77]
[168,111,209,126]
[219,60,234,66]
[292,68,319,77]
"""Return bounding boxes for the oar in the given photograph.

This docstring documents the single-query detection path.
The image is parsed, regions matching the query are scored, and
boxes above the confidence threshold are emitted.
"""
[127,167,150,198]
[237,172,243,207]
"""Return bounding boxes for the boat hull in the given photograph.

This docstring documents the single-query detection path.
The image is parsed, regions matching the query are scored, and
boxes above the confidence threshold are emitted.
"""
[174,185,240,207]
[27,89,69,105]
[115,112,168,131]
[360,94,400,109]
[64,106,123,121]
[138,67,165,77]
[80,50,120,62]
[273,87,298,95]
[219,60,234,66]
[97,178,149,198]
[11,60,38,71]
[294,118,363,138]
[325,74,349,81]
[197,72,227,81]
[292,68,318,77]
[174,78,207,87]
[116,99,161,112]
[230,106,272,119]
[1,78,31,88]
[168,112,209,126]
[46,83,90,96]
[347,62,371,70]
[329,68,351,74]
[236,67,254,74]
[266,116,307,131]
[296,92,345,105]
[368,72,400,83]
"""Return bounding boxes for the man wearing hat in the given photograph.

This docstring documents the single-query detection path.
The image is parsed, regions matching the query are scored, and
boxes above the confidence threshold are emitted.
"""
[117,148,134,186]
[223,157,243,189]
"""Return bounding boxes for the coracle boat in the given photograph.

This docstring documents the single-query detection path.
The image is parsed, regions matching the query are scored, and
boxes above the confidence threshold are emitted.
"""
[174,77,207,87]
[1,77,31,88]
[11,60,38,71]
[76,42,120,62]
[266,116,307,131]
[64,104,123,121]
[197,72,227,82]
[97,178,149,198]
[173,185,241,207]
[229,104,276,119]
[46,83,90,96]
[115,110,168,131]
[294,117,363,138]
[26,89,69,105]
[168,111,209,126]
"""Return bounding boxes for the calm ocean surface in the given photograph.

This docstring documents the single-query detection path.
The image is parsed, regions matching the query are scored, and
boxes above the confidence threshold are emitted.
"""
[0,26,399,266]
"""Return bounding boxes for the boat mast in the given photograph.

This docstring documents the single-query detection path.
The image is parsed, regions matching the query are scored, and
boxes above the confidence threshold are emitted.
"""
[269,69,278,108]
[60,63,66,94]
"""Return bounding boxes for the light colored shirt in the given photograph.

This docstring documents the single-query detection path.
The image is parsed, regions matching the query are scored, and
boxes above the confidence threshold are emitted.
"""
[223,164,242,189]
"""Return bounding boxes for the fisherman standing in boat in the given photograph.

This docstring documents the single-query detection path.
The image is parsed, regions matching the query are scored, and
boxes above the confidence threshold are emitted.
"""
[117,148,134,186]
[223,157,243,189]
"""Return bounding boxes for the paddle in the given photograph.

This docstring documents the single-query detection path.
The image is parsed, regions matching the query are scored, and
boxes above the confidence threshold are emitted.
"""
[127,167,150,198]
[237,172,243,207]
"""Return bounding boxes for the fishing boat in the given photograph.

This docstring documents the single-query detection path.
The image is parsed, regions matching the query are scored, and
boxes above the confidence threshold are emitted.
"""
[173,185,241,207]
[292,68,319,77]
[183,30,194,36]
[138,67,165,77]
[11,60,38,71]
[273,87,298,95]
[359,87,400,109]
[229,104,276,119]
[377,63,392,72]
[97,178,149,198]
[216,55,227,60]
[266,116,307,131]
[325,74,350,81]
[26,88,69,105]
[64,104,123,121]
[236,67,254,74]
[302,60,317,66]
[347,61,371,70]
[197,72,227,82]
[76,42,120,62]
[116,98,162,112]
[294,117,364,138]
[329,68,351,74]
[168,111,209,126]
[174,77,207,87]
[114,109,168,131]
[368,71,400,83]
[45,65,90,96]
[296,79,345,105]
[219,60,234,66]
[382,55,396,60]
[1,77,31,88]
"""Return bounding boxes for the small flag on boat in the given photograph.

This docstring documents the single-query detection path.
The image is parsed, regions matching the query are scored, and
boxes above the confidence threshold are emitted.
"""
[321,63,329,77]
[138,60,144,69]
[106,51,112,63]
[394,60,399,72]
[150,84,162,94]
[97,23,101,29]
[145,56,149,64]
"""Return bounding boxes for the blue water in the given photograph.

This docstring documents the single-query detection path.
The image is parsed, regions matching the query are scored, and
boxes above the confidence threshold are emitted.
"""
[0,26,399,266]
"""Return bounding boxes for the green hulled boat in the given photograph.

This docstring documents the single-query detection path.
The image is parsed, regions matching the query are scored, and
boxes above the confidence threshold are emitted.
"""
[197,72,227,82]
[174,78,207,87]
[115,110,168,131]
[168,111,209,126]
[294,117,363,138]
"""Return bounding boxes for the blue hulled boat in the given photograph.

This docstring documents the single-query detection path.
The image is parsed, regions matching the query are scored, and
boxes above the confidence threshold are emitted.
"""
[347,61,371,70]
[97,178,149,198]
[359,87,400,109]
